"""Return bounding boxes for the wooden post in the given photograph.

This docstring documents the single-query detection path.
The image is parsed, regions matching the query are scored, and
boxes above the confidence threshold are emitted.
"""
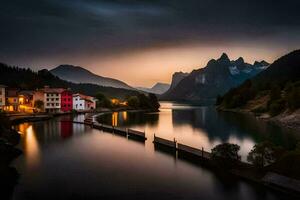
[174,138,176,149]
[202,147,204,157]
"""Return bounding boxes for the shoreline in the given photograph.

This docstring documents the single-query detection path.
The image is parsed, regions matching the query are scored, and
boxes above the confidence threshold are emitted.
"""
[217,107,300,132]
[5,107,159,125]
[0,123,22,199]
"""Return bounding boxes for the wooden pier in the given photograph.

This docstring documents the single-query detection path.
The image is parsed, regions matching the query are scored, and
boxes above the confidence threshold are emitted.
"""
[153,135,176,149]
[177,143,211,160]
[128,129,147,140]
[113,127,128,136]
[65,116,213,161]
[75,119,147,140]
[153,135,211,160]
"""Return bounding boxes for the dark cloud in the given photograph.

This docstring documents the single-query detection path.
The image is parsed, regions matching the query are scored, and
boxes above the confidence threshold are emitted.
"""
[1,0,300,65]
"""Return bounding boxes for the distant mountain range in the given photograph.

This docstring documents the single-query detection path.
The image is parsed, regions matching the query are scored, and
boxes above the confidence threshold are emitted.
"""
[50,65,133,90]
[160,53,269,104]
[0,63,140,99]
[136,83,170,94]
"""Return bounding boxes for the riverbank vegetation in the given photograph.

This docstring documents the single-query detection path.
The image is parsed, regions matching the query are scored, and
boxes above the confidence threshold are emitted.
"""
[0,113,22,199]
[95,92,160,111]
[211,140,300,181]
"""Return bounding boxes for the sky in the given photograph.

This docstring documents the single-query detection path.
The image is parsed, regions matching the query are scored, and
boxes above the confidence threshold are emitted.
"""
[1,0,300,87]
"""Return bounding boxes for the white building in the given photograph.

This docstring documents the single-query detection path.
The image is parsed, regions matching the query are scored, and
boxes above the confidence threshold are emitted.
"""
[44,86,64,113]
[0,85,6,110]
[73,93,96,111]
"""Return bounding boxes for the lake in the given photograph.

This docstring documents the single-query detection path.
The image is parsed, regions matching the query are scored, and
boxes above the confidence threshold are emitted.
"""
[12,102,298,200]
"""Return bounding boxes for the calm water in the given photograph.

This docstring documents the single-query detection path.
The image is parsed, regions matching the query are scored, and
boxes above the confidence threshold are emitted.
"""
[98,102,299,160]
[12,102,298,200]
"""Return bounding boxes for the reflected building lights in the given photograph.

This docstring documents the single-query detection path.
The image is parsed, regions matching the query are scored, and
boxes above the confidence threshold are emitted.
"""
[122,111,127,121]
[24,125,40,168]
[112,112,118,126]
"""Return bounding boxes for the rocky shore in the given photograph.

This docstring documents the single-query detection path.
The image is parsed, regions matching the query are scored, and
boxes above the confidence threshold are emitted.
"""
[0,123,22,199]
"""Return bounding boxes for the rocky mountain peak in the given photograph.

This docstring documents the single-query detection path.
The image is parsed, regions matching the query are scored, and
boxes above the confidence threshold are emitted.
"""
[235,57,245,65]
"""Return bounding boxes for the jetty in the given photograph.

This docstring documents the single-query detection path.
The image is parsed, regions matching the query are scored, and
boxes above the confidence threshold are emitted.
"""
[128,129,147,140]
[153,135,211,160]
[177,143,211,160]
[67,118,147,140]
[153,135,176,149]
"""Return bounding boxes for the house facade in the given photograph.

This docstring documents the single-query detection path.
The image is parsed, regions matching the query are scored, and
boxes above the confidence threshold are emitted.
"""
[4,88,19,112]
[0,85,6,110]
[61,89,73,112]
[44,86,64,113]
[18,90,34,113]
[73,93,96,111]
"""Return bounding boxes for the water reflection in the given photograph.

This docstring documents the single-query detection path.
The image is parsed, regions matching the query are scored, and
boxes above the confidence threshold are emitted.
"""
[12,112,295,200]
[98,102,299,160]
[98,111,159,127]
[112,112,118,126]
[17,124,40,168]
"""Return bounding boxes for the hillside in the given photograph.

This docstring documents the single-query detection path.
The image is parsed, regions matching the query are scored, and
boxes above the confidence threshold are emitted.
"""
[50,65,133,90]
[0,63,140,99]
[161,53,268,104]
[217,50,300,130]
[136,83,170,94]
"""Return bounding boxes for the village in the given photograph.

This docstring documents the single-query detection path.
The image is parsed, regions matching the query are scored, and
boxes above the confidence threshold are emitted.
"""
[0,85,97,113]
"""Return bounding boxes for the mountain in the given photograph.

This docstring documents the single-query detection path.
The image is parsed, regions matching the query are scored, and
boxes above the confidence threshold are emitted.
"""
[170,72,189,89]
[217,50,300,129]
[50,65,133,90]
[0,63,140,99]
[160,53,269,104]
[136,83,170,94]
[252,50,300,87]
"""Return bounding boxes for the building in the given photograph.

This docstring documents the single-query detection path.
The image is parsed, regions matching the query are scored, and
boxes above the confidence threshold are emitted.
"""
[18,90,34,113]
[44,86,64,113]
[61,89,73,112]
[0,85,6,111]
[4,88,19,112]
[73,93,96,111]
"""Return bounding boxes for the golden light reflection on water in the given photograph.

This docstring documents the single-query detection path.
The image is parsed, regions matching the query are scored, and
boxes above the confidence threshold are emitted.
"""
[122,111,127,121]
[109,102,257,158]
[19,124,40,168]
[112,112,118,126]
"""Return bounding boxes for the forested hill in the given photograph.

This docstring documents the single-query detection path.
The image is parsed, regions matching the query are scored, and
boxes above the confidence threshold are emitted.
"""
[217,50,300,117]
[0,63,140,99]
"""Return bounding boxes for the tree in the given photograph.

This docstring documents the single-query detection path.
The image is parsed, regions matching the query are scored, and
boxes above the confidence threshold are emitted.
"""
[247,141,283,168]
[148,93,160,111]
[211,143,241,168]
[95,93,112,108]
[137,93,151,109]
[34,100,44,111]
[127,96,140,108]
